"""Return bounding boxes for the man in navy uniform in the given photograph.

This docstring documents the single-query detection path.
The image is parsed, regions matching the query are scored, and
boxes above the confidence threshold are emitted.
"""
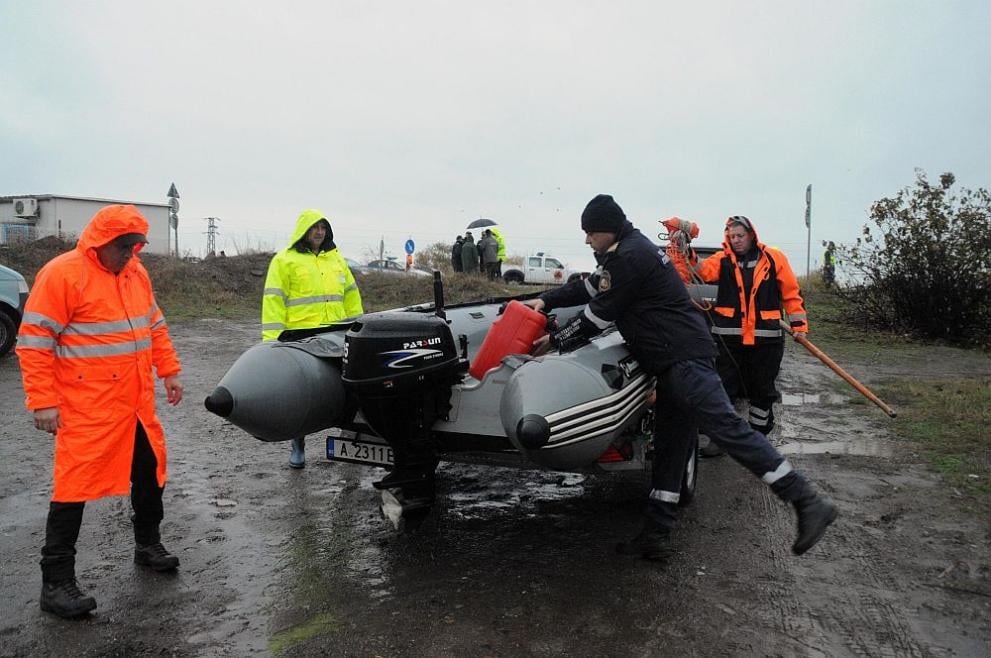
[528,194,838,560]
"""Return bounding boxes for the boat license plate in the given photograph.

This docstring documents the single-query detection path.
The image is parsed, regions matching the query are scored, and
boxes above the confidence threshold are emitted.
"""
[326,437,394,466]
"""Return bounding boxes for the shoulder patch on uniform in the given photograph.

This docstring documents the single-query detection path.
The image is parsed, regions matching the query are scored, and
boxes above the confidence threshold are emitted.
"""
[598,269,612,292]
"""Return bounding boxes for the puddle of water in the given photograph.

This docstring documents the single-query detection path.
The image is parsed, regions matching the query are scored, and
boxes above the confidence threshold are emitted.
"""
[779,438,894,457]
[781,392,849,406]
[447,472,588,520]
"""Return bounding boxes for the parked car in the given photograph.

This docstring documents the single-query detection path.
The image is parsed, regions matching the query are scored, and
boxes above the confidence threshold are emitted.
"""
[0,264,30,357]
[363,259,432,277]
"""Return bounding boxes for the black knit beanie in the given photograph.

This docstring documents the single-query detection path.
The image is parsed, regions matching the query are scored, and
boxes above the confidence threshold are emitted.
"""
[581,194,626,233]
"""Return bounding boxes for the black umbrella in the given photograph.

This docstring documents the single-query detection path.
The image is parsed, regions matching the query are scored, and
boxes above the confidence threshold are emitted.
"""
[466,218,498,230]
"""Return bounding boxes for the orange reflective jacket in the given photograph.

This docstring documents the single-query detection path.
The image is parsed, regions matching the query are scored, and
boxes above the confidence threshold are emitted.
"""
[696,218,808,345]
[16,205,181,502]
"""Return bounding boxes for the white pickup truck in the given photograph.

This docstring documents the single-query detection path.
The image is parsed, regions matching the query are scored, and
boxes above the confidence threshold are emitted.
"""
[502,253,585,286]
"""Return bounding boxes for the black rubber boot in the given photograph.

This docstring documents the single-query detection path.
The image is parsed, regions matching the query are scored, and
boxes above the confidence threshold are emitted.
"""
[135,542,180,571]
[792,494,839,555]
[615,524,674,561]
[40,579,97,618]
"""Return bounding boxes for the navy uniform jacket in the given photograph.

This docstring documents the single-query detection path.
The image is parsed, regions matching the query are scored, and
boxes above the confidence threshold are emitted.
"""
[539,220,717,374]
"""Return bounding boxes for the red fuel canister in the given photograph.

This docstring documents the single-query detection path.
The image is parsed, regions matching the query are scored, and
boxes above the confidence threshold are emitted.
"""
[469,300,547,380]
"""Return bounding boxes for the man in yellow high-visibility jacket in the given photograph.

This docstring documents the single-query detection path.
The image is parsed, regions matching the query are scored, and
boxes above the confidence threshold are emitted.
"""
[489,227,507,277]
[262,209,363,467]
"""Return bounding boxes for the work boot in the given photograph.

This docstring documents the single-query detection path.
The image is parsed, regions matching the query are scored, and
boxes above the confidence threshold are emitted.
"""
[792,494,839,555]
[134,542,180,572]
[289,437,305,469]
[40,579,97,618]
[615,525,674,561]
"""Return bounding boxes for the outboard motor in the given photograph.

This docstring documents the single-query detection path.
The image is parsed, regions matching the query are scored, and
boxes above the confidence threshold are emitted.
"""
[341,311,463,525]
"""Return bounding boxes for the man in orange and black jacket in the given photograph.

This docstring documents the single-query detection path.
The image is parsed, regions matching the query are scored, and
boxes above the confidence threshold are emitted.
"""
[697,215,808,438]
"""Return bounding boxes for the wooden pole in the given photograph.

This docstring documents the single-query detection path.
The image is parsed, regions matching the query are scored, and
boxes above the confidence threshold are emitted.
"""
[780,320,897,418]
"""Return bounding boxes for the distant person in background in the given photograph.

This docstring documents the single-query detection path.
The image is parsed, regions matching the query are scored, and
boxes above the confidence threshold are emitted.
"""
[17,205,184,618]
[461,231,479,274]
[479,229,500,280]
[451,236,464,272]
[489,227,507,277]
[262,209,363,468]
[696,216,808,445]
[822,241,836,287]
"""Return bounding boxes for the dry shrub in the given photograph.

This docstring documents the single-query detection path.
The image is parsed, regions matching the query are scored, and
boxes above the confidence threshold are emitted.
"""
[838,170,991,347]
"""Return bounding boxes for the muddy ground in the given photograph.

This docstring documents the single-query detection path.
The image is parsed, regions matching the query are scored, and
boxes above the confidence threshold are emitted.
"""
[1,319,989,657]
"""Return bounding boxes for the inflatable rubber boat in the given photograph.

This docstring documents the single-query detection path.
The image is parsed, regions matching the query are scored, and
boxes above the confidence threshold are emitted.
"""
[205,274,700,527]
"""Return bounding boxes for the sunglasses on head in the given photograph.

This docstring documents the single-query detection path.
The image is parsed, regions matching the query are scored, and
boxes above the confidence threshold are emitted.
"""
[725,215,753,231]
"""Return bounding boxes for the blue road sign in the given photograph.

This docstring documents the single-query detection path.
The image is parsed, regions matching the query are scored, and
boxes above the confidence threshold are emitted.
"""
[404,239,415,255]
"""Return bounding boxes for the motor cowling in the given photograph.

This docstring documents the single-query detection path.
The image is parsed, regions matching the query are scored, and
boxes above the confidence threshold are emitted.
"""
[342,312,461,396]
[342,313,463,470]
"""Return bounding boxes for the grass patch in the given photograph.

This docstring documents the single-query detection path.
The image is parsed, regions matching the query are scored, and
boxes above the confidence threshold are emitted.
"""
[798,282,990,510]
[802,285,918,357]
[878,377,991,508]
[268,612,343,656]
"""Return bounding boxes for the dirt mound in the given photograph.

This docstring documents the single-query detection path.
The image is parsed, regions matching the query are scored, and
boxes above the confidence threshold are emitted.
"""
[142,252,274,320]
[0,235,70,282]
[1,238,537,320]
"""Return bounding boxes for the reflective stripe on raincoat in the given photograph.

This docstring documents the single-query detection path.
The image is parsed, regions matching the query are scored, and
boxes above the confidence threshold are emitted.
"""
[16,205,181,502]
[261,209,363,341]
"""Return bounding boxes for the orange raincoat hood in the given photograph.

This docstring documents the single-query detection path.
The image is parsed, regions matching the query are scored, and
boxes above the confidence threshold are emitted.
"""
[77,204,150,270]
[721,215,763,255]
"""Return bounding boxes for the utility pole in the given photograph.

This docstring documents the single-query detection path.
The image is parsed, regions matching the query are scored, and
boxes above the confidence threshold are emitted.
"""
[804,184,812,279]
[167,183,180,258]
[204,217,221,255]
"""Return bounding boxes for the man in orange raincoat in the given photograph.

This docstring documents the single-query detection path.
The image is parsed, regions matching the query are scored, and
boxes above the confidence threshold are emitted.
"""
[16,205,184,619]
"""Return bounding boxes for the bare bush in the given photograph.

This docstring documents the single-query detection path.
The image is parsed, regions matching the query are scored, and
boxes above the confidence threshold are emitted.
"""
[837,170,991,346]
[416,241,456,274]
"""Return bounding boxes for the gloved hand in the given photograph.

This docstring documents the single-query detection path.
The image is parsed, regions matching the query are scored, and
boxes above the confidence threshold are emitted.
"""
[550,329,590,354]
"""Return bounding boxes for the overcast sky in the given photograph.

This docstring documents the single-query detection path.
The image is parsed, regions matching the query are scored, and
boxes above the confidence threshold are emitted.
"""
[2,1,988,271]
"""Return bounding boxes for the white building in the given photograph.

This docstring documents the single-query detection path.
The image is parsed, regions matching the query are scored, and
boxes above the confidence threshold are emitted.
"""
[0,195,171,255]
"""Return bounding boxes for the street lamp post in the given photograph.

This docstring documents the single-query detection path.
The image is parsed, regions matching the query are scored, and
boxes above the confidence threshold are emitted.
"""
[167,183,180,258]
[805,184,812,279]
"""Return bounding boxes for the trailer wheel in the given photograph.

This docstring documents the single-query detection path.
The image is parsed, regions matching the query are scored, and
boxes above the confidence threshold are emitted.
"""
[678,433,699,507]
